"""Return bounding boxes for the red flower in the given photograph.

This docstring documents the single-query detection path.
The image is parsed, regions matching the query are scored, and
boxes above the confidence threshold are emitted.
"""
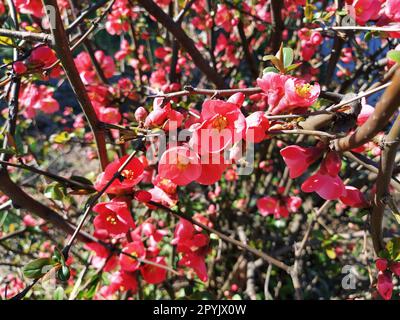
[178,251,208,282]
[245,111,270,143]
[158,146,202,186]
[377,271,393,300]
[257,195,302,219]
[280,145,323,179]
[301,151,345,200]
[85,242,118,272]
[120,241,146,272]
[140,257,168,284]
[376,258,388,272]
[339,186,368,208]
[94,155,144,194]
[172,219,209,282]
[189,98,246,155]
[93,199,135,236]
[390,262,400,276]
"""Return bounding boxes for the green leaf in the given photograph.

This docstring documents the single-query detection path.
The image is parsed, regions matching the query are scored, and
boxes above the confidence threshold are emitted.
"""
[44,183,65,201]
[282,47,294,68]
[386,238,400,261]
[388,50,400,64]
[23,258,53,279]
[286,62,302,73]
[57,265,70,282]
[263,67,279,74]
[0,148,16,156]
[54,286,64,300]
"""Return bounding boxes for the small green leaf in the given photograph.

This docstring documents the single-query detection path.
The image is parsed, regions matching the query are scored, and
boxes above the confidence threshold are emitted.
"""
[44,183,65,201]
[57,265,70,282]
[286,63,302,73]
[388,50,400,64]
[23,258,53,279]
[54,286,64,300]
[263,67,279,74]
[282,47,294,68]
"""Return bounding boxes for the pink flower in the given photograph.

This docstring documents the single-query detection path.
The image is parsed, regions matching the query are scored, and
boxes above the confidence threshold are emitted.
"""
[120,241,146,272]
[15,0,43,18]
[19,84,60,118]
[94,155,144,194]
[134,107,148,122]
[376,258,388,271]
[106,271,138,295]
[93,199,135,236]
[280,145,323,178]
[85,242,118,272]
[390,262,400,276]
[195,154,227,185]
[245,111,270,143]
[257,195,302,219]
[377,271,393,300]
[189,99,246,154]
[13,61,27,74]
[352,0,382,25]
[178,251,208,282]
[215,4,234,33]
[257,72,289,110]
[140,257,167,284]
[386,0,400,22]
[158,146,202,186]
[97,107,121,125]
[277,77,320,114]
[301,151,345,200]
[339,186,368,208]
[75,51,115,84]
[144,98,183,131]
[357,99,374,125]
[171,219,209,281]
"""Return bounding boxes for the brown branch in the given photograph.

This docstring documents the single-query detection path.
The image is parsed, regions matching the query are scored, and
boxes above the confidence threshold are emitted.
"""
[41,0,109,170]
[237,19,258,79]
[370,115,400,254]
[334,68,400,152]
[135,0,225,88]
[270,0,283,54]
[0,28,51,42]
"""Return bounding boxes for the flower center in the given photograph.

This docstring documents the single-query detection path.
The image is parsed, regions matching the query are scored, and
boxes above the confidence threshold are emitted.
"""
[176,156,189,171]
[121,169,136,180]
[212,115,228,131]
[295,83,312,98]
[106,213,118,225]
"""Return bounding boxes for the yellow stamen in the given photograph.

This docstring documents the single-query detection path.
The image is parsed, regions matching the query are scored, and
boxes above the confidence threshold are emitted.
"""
[212,115,228,131]
[295,83,312,98]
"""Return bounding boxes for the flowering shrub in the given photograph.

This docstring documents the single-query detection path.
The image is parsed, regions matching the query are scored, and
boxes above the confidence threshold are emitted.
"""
[1,0,400,301]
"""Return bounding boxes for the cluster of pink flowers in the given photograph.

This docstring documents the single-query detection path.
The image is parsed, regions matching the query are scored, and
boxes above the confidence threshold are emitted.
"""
[280,145,367,206]
[13,46,61,78]
[346,0,400,27]
[375,258,400,300]
[257,72,320,115]
[171,218,210,282]
[19,83,60,118]
[257,187,302,219]
[156,93,270,187]
[298,28,323,62]
[85,156,174,296]
[105,0,138,35]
